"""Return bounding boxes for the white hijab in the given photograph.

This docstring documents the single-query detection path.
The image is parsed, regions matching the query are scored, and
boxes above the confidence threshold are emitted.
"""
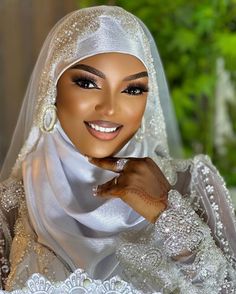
[0,6,181,279]
[23,122,148,279]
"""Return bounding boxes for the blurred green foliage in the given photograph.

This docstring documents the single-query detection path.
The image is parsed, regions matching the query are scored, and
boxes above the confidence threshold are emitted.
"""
[77,0,236,186]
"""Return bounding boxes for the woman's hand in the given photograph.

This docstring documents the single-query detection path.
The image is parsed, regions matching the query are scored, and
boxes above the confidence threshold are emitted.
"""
[89,157,171,223]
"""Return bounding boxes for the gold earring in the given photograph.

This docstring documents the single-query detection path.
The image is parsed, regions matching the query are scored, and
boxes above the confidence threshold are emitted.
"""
[40,104,57,132]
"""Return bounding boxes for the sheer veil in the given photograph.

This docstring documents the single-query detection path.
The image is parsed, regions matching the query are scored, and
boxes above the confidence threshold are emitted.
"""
[137,18,182,157]
[0,6,181,182]
[1,7,236,290]
[0,12,75,181]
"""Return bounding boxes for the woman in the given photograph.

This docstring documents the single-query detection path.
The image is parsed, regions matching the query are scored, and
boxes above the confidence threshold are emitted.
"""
[0,5,235,293]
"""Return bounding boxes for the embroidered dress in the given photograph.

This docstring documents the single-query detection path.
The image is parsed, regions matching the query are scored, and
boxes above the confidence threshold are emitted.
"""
[0,155,236,293]
[0,6,235,293]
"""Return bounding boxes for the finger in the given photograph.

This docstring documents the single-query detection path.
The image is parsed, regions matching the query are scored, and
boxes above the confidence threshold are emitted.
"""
[94,177,118,198]
[97,177,131,199]
[117,187,168,223]
[97,184,167,223]
[88,157,130,173]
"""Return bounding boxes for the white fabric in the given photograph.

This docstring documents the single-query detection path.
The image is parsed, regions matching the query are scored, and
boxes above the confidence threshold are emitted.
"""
[23,123,147,279]
[55,15,147,81]
[136,19,182,157]
[0,6,181,181]
[1,155,236,292]
[0,5,180,285]
[0,271,149,294]
[0,5,236,294]
[17,7,160,279]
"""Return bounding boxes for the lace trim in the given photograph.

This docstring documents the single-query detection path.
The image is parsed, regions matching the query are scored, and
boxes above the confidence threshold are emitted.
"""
[155,190,205,257]
[153,155,191,186]
[1,269,145,293]
[116,189,236,293]
[190,154,236,268]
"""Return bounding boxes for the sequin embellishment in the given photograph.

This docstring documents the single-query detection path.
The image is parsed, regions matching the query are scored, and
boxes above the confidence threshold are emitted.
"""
[0,178,23,212]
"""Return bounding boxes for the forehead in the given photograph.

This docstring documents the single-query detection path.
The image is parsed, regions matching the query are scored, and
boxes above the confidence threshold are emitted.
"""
[57,52,149,84]
[73,52,147,71]
[81,52,145,63]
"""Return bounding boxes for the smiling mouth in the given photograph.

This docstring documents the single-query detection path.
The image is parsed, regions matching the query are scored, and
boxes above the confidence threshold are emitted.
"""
[84,121,123,140]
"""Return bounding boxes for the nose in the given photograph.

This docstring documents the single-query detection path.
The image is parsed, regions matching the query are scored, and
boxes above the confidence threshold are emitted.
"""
[94,95,116,116]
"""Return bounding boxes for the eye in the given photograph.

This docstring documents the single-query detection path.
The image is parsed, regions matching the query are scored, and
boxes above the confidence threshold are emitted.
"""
[122,83,149,96]
[73,76,99,89]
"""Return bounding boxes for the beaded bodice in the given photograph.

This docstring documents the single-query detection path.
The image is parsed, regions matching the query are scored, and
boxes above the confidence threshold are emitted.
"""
[0,155,236,293]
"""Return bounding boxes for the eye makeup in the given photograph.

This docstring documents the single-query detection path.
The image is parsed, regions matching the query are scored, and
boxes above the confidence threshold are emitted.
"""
[72,73,99,89]
[122,82,149,96]
[71,71,148,95]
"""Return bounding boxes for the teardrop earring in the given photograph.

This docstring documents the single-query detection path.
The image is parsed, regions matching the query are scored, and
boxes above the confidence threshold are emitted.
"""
[40,104,57,132]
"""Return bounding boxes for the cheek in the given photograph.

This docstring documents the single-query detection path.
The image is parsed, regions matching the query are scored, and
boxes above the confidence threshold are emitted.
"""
[72,98,94,116]
[123,98,147,128]
[57,90,95,119]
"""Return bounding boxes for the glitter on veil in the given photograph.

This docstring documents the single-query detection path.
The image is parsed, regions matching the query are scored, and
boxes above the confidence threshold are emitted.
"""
[0,6,183,280]
[0,6,181,182]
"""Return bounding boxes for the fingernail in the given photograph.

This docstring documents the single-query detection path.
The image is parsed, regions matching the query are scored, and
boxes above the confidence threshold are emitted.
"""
[92,185,98,197]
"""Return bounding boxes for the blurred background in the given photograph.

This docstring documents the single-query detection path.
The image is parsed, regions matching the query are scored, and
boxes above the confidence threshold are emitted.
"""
[0,0,236,200]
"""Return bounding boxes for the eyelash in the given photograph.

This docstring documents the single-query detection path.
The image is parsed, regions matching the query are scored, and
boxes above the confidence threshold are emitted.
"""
[73,74,99,89]
[121,83,149,96]
[73,75,149,96]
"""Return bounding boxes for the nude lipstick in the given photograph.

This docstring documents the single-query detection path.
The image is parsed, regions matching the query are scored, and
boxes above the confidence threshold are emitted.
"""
[84,120,122,141]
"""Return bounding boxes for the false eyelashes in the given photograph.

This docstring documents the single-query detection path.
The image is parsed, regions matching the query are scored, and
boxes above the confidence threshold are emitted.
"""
[73,74,99,89]
[72,73,149,95]
[122,82,149,96]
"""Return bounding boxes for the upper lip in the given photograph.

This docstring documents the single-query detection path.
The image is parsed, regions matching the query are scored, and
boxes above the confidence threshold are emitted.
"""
[85,120,123,128]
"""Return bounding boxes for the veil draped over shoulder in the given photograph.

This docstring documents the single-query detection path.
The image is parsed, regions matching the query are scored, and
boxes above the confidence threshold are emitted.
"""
[1,6,236,293]
[0,6,181,280]
[0,6,181,182]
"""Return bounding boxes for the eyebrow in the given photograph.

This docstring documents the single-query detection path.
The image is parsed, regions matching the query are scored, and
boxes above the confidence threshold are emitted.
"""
[71,64,148,81]
[123,71,148,81]
[71,64,105,79]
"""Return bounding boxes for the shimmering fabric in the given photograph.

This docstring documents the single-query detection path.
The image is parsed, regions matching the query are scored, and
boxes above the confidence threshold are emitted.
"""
[116,156,236,293]
[0,6,179,289]
[0,5,236,293]
[2,6,172,281]
[23,123,147,279]
[1,154,236,292]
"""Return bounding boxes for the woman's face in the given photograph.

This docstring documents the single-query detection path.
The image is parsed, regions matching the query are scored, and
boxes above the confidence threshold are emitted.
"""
[56,53,148,158]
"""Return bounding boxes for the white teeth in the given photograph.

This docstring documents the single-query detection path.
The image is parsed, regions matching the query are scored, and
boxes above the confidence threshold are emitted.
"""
[88,123,118,133]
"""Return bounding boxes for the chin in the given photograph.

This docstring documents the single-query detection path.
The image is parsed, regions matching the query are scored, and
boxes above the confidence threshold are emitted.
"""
[75,135,136,159]
[85,150,115,159]
[79,143,126,159]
